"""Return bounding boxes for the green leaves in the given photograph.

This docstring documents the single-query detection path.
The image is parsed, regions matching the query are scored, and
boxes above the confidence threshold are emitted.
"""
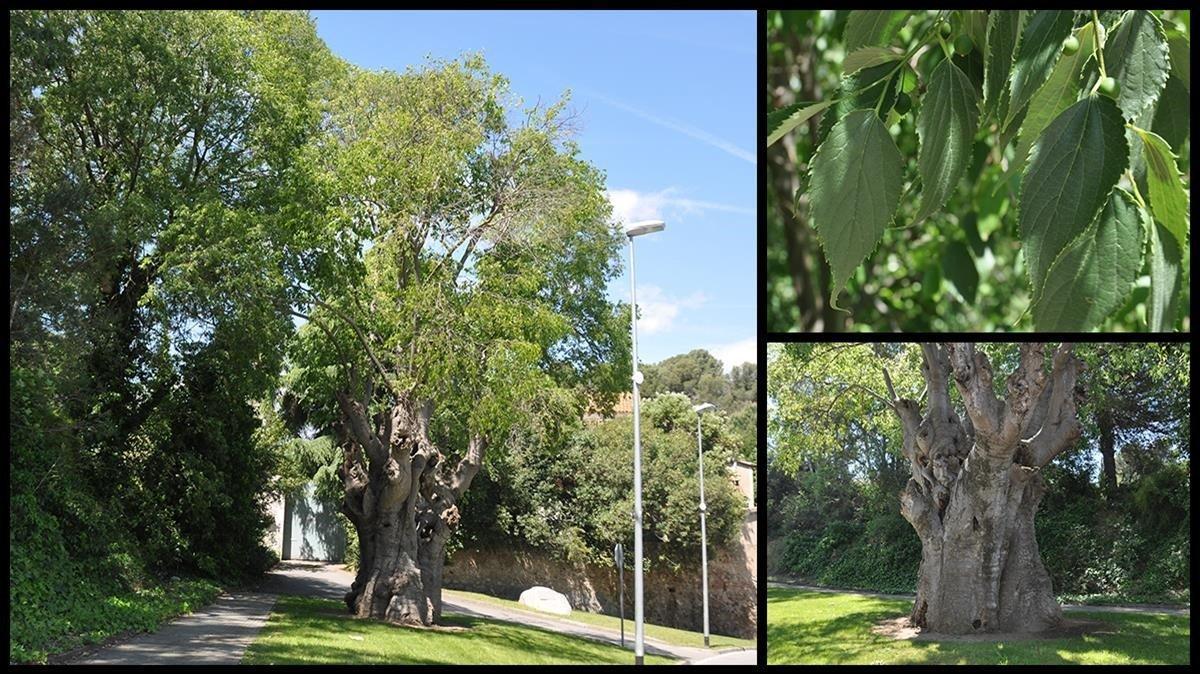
[1005,10,1075,130]
[914,60,979,225]
[779,9,1189,331]
[984,10,1022,120]
[1135,128,1190,249]
[767,100,835,147]
[843,46,903,77]
[1103,10,1170,120]
[818,61,900,141]
[1147,219,1183,331]
[843,11,909,51]
[1019,95,1128,301]
[1009,23,1097,180]
[1166,35,1190,92]
[942,241,979,303]
[808,109,904,310]
[1032,189,1143,331]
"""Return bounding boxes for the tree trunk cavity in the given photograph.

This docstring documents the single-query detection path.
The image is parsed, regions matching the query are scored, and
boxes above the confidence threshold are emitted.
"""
[335,390,485,627]
[891,343,1083,635]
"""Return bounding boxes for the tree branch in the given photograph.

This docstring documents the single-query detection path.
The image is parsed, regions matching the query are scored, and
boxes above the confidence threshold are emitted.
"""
[295,286,400,400]
[947,343,1003,440]
[335,390,386,466]
[450,434,487,498]
[1024,344,1083,467]
[999,343,1050,444]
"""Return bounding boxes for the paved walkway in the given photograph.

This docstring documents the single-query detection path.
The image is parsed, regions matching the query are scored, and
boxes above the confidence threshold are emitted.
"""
[692,649,759,665]
[768,578,1191,616]
[74,592,277,665]
[442,591,722,662]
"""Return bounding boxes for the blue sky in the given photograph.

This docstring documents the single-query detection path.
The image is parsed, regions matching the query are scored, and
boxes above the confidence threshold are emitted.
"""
[311,10,757,368]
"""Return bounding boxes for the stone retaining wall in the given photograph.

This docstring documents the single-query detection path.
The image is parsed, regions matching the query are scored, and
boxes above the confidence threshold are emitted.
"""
[444,511,757,638]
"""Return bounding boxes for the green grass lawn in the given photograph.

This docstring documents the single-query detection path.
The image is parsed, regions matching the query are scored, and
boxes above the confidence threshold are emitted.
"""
[444,588,757,650]
[768,588,1190,665]
[242,596,677,665]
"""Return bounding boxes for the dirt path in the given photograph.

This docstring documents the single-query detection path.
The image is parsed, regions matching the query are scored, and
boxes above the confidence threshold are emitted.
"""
[767,578,1191,616]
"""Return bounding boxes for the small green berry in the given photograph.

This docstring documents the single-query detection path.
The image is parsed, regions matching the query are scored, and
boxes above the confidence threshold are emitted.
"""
[894,92,912,115]
[1099,76,1120,97]
[1062,35,1080,55]
[954,35,974,55]
[940,21,953,38]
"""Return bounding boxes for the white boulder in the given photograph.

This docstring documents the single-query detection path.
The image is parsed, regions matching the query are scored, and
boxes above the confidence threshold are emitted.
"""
[518,585,572,616]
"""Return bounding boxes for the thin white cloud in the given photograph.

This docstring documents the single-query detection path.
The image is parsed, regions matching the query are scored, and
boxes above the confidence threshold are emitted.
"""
[607,187,753,225]
[584,89,755,165]
[708,337,757,372]
[636,285,707,335]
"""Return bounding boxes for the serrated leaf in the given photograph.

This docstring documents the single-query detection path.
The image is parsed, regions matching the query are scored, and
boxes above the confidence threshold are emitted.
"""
[817,61,900,143]
[843,47,903,77]
[1167,35,1189,91]
[959,10,990,52]
[984,10,1022,120]
[1135,128,1190,249]
[1151,73,1190,150]
[1032,189,1143,331]
[1019,94,1128,301]
[767,100,835,147]
[942,241,979,303]
[1104,10,1171,120]
[808,109,904,311]
[843,11,909,51]
[914,60,979,225]
[1004,10,1074,130]
[1007,23,1097,180]
[1147,218,1182,331]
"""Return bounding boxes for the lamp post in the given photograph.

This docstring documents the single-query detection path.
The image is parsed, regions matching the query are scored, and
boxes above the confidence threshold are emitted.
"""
[625,219,664,665]
[692,402,715,648]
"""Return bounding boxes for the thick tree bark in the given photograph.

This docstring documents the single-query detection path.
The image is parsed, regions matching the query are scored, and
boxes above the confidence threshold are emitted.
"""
[335,391,485,627]
[890,343,1083,634]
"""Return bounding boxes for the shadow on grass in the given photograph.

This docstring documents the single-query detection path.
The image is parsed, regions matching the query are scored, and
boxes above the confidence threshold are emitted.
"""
[767,589,1191,665]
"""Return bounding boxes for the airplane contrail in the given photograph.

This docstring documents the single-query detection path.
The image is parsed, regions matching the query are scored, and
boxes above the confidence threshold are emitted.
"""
[584,89,756,165]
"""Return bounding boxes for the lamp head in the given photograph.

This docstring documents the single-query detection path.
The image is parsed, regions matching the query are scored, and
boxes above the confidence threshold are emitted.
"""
[624,220,666,238]
[693,402,716,413]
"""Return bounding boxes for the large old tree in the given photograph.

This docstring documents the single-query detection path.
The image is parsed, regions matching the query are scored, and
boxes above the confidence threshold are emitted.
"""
[882,343,1083,634]
[286,56,627,627]
[768,342,1087,635]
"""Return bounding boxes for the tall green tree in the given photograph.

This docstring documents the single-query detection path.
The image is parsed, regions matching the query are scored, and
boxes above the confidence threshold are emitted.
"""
[1076,343,1190,491]
[285,56,629,626]
[10,10,338,499]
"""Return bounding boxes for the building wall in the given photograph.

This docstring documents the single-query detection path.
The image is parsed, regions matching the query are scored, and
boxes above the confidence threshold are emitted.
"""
[263,490,285,556]
[444,510,757,639]
[728,461,756,510]
[263,482,347,562]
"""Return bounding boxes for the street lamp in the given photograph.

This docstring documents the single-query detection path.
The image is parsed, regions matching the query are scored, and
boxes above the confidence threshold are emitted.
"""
[625,219,664,666]
[692,402,715,648]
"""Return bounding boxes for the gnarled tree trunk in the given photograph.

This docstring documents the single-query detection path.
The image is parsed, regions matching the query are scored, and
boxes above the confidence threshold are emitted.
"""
[334,389,485,626]
[887,343,1083,634]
